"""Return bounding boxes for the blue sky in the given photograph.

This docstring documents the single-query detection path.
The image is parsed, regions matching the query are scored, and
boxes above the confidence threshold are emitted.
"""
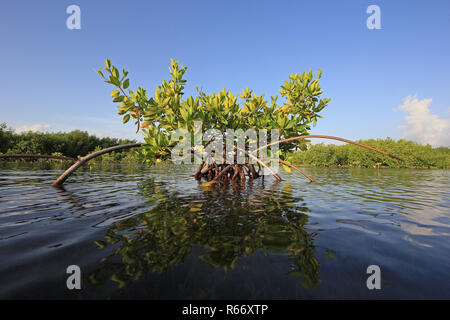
[1,0,449,145]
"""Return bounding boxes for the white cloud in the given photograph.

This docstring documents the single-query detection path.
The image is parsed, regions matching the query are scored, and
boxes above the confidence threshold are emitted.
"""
[395,95,450,147]
[15,123,52,133]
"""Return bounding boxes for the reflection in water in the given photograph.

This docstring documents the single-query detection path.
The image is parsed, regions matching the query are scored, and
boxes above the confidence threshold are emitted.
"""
[88,178,321,290]
[1,162,449,299]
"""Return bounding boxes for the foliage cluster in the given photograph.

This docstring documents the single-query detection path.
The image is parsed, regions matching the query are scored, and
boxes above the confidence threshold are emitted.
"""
[98,59,330,166]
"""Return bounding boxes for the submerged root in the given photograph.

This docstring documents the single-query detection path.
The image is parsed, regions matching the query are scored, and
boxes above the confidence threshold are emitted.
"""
[194,134,403,185]
[195,163,264,184]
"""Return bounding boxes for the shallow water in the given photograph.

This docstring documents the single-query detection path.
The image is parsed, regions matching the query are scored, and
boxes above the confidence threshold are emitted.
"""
[0,162,449,299]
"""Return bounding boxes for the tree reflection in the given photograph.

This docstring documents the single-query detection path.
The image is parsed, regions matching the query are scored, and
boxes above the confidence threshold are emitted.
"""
[89,178,321,289]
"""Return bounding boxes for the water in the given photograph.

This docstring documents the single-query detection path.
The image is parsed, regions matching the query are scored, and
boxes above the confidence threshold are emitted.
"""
[0,162,449,299]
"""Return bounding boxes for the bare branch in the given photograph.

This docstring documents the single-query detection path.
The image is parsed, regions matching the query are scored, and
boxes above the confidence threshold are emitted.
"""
[52,143,142,187]
[253,135,403,161]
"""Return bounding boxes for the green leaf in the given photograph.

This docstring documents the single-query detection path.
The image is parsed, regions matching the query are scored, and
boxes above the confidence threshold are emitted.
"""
[282,164,292,173]
[113,97,124,103]
[180,108,188,121]
[110,76,120,87]
[110,90,120,98]
[123,79,129,89]
[112,66,119,79]
[105,59,111,68]
[285,120,294,129]
[123,114,130,124]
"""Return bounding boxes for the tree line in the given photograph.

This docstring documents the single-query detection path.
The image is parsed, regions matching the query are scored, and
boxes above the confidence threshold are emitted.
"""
[2,123,448,169]
[289,138,449,169]
[0,123,138,162]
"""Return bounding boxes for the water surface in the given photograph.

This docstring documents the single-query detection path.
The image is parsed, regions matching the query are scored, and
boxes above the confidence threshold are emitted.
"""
[0,162,449,299]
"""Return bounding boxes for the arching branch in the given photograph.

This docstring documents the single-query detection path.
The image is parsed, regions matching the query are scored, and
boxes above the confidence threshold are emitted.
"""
[52,143,142,187]
[252,135,403,161]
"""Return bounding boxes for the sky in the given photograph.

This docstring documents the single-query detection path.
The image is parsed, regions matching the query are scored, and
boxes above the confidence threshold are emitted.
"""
[0,0,449,146]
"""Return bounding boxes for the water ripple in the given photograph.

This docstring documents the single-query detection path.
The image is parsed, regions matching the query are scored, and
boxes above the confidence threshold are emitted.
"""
[0,162,449,299]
